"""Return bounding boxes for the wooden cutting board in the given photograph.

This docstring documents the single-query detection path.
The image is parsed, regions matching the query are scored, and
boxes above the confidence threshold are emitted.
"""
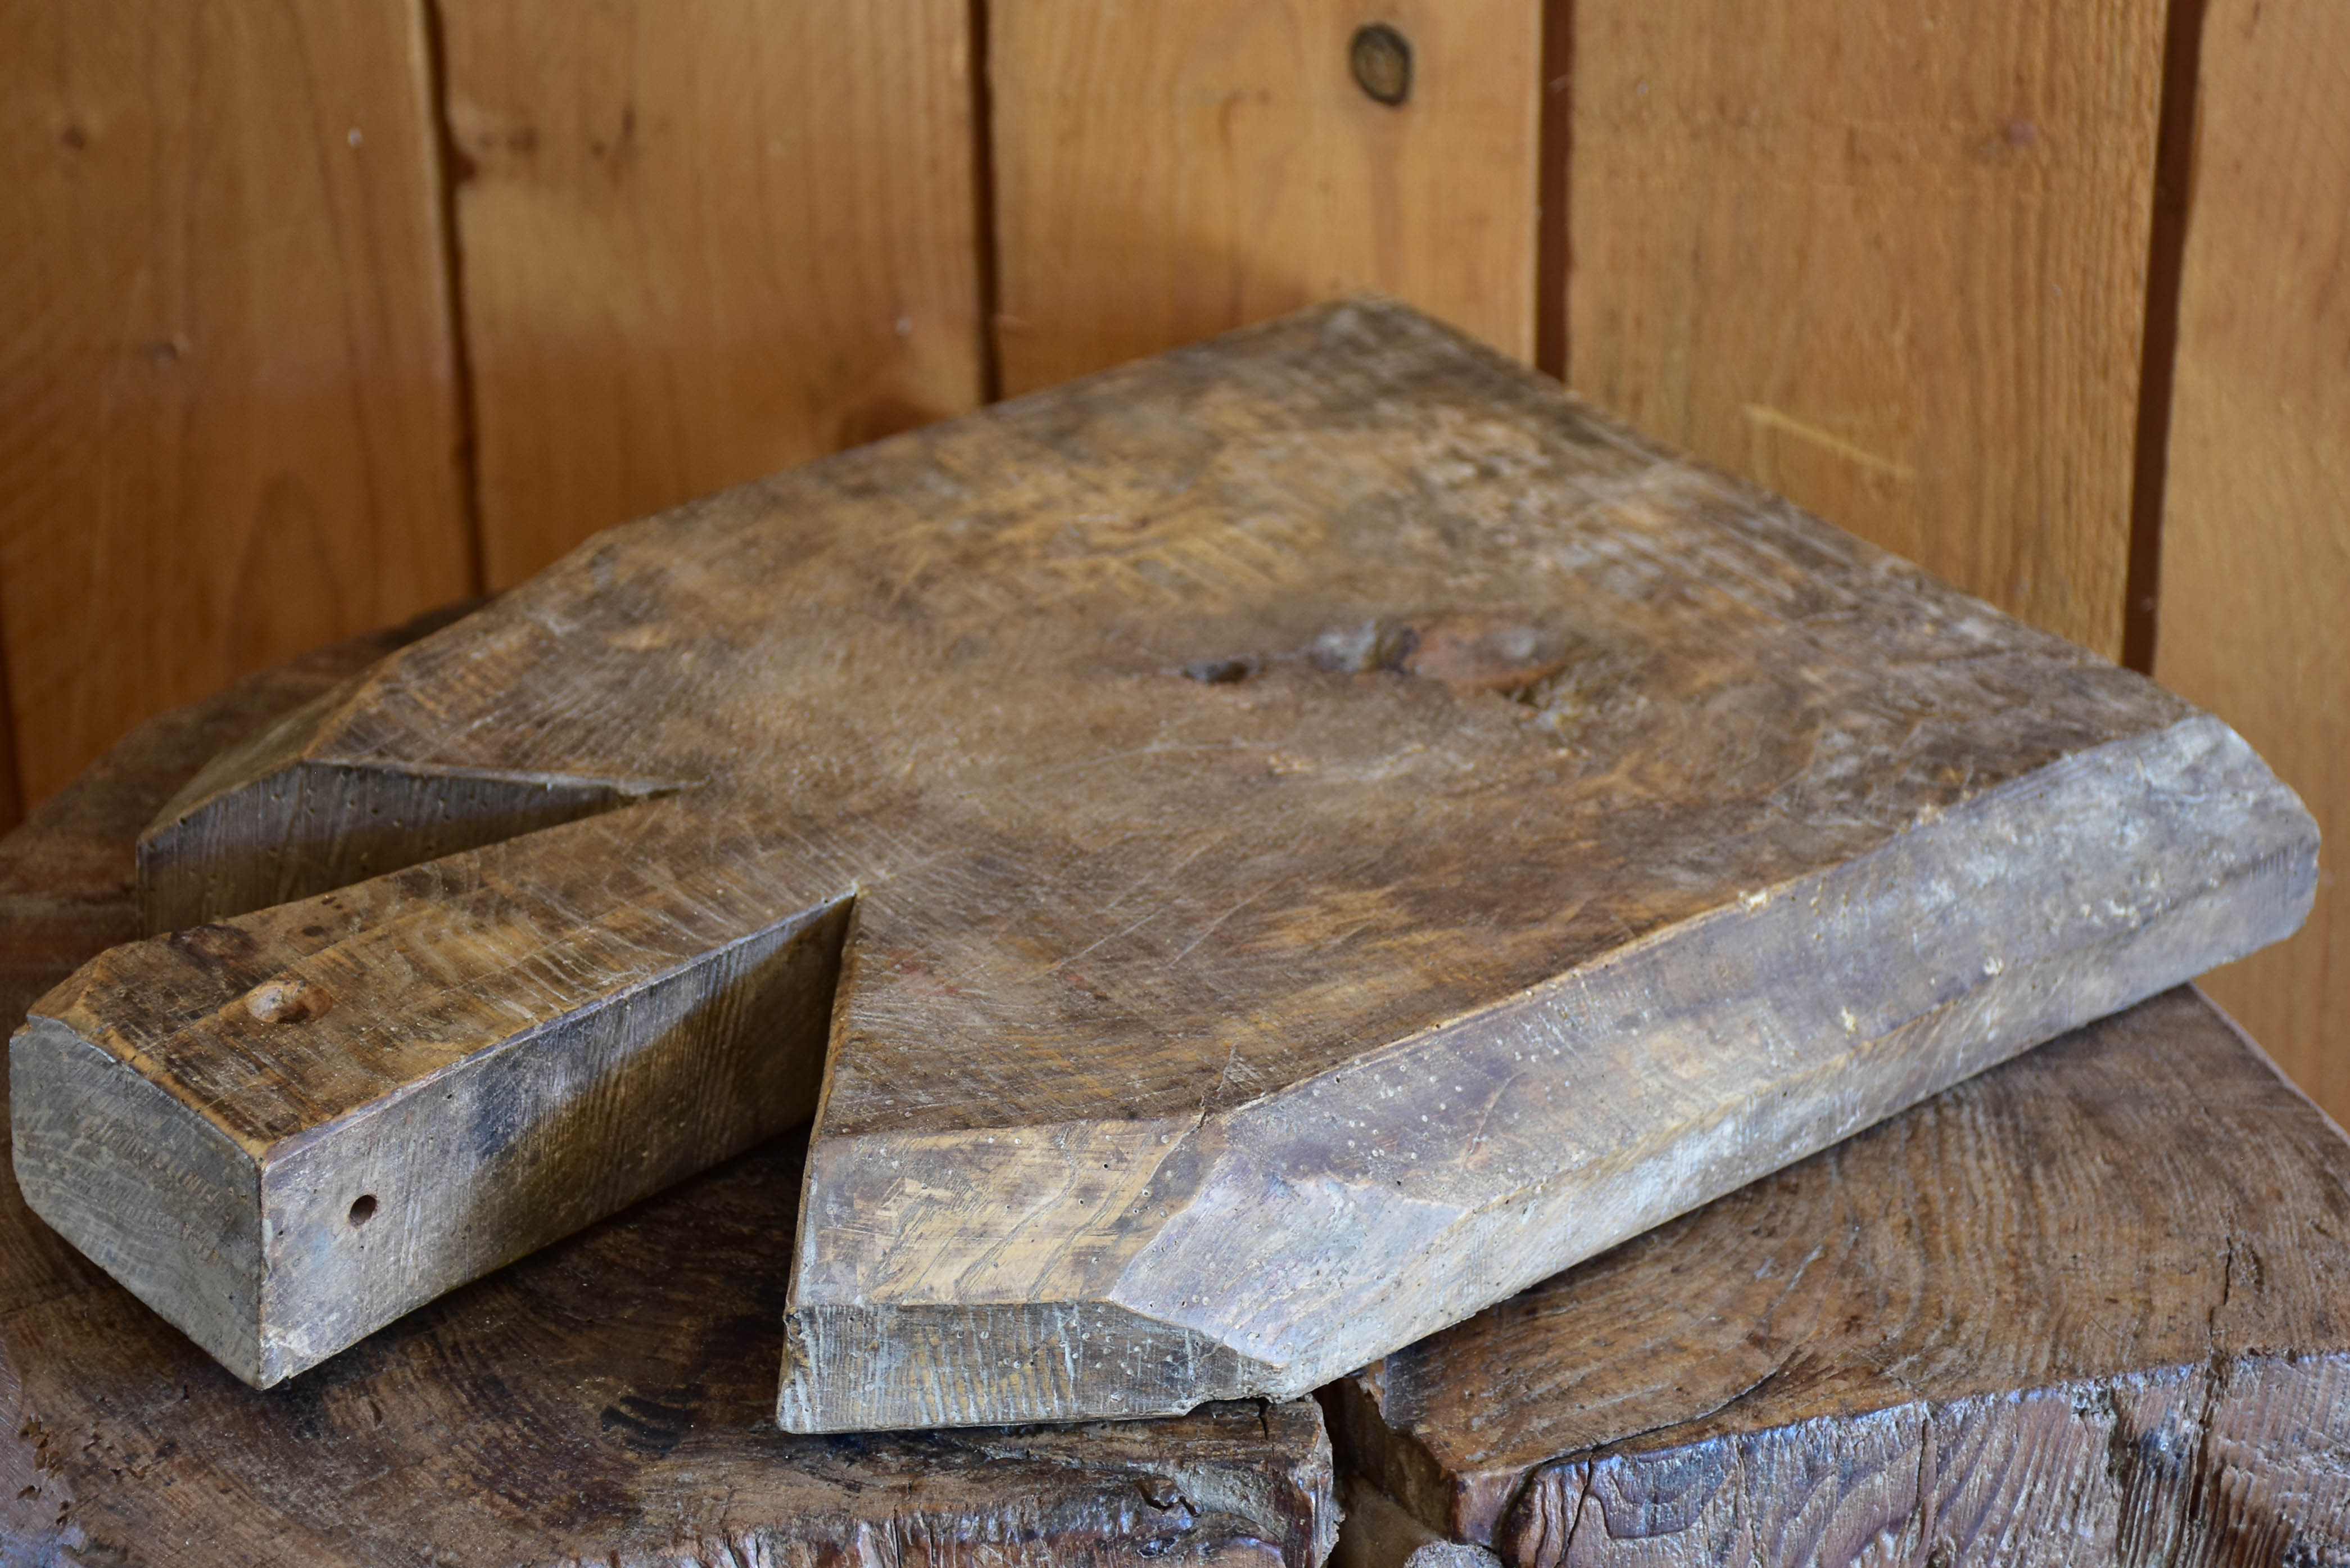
[10,300,2317,1430]
[0,626,1337,1568]
[1328,987,2350,1565]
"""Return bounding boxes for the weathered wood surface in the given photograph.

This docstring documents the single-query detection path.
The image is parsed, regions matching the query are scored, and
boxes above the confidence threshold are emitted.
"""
[0,643,1337,1568]
[0,614,468,1084]
[13,299,2317,1425]
[1327,987,2350,1564]
[2153,0,2350,1127]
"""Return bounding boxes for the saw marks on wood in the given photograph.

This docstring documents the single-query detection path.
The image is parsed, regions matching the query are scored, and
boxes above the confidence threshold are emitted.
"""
[0,611,468,1084]
[1328,987,2350,1562]
[12,300,2317,1426]
[0,640,1337,1568]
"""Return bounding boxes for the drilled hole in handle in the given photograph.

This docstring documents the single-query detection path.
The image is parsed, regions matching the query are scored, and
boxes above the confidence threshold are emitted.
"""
[348,1194,379,1227]
[246,977,330,1025]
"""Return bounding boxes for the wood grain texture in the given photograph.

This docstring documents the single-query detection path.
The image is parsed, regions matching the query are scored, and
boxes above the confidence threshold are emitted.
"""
[441,0,986,587]
[1328,988,2350,1564]
[0,612,468,1078]
[0,660,19,837]
[2153,0,2350,1123]
[0,631,1337,1568]
[15,301,2315,1424]
[1333,1475,1502,1568]
[0,0,478,806]
[1564,0,2167,657]
[990,0,1540,395]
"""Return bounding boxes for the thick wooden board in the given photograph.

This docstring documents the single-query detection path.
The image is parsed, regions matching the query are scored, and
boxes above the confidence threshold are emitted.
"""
[0,618,465,1070]
[990,0,1540,395]
[13,301,2315,1425]
[1563,0,2167,658]
[1326,987,2350,1563]
[0,0,478,805]
[2152,0,2350,1125]
[441,0,986,587]
[0,635,1337,1568]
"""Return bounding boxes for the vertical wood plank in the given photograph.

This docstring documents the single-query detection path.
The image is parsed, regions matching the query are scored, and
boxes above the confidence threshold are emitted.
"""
[441,0,985,588]
[990,0,1542,397]
[0,644,19,835]
[2154,0,2350,1117]
[0,2,477,808]
[1565,1,2168,658]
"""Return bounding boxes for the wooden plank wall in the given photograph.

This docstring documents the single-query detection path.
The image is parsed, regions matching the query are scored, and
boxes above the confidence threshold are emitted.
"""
[0,0,2342,1117]
[0,1,476,806]
[440,0,986,586]
[1561,0,2167,658]
[989,0,1540,395]
[2151,0,2349,1112]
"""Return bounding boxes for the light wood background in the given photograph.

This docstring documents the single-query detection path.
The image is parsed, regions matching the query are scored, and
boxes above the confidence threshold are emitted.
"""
[2152,0,2349,1118]
[2,0,2342,1119]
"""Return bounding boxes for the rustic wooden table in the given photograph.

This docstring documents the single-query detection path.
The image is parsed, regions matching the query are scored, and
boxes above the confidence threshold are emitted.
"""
[4,613,2344,1566]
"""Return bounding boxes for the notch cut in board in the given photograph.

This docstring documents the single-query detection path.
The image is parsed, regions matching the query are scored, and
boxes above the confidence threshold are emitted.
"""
[0,641,1339,1568]
[10,300,2317,1427]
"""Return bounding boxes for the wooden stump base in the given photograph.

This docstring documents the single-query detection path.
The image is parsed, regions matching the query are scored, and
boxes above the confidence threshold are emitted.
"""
[1328,987,2350,1565]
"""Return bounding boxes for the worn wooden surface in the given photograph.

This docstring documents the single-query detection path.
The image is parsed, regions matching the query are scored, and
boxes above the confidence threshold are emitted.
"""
[0,634,1338,1568]
[0,0,478,806]
[990,0,1540,395]
[2153,0,2350,1126]
[442,0,986,586]
[15,299,2315,1423]
[1563,0,2168,659]
[1328,987,2350,1564]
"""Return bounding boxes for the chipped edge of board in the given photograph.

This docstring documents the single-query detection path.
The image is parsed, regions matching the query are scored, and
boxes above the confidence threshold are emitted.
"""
[775,713,2317,1429]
